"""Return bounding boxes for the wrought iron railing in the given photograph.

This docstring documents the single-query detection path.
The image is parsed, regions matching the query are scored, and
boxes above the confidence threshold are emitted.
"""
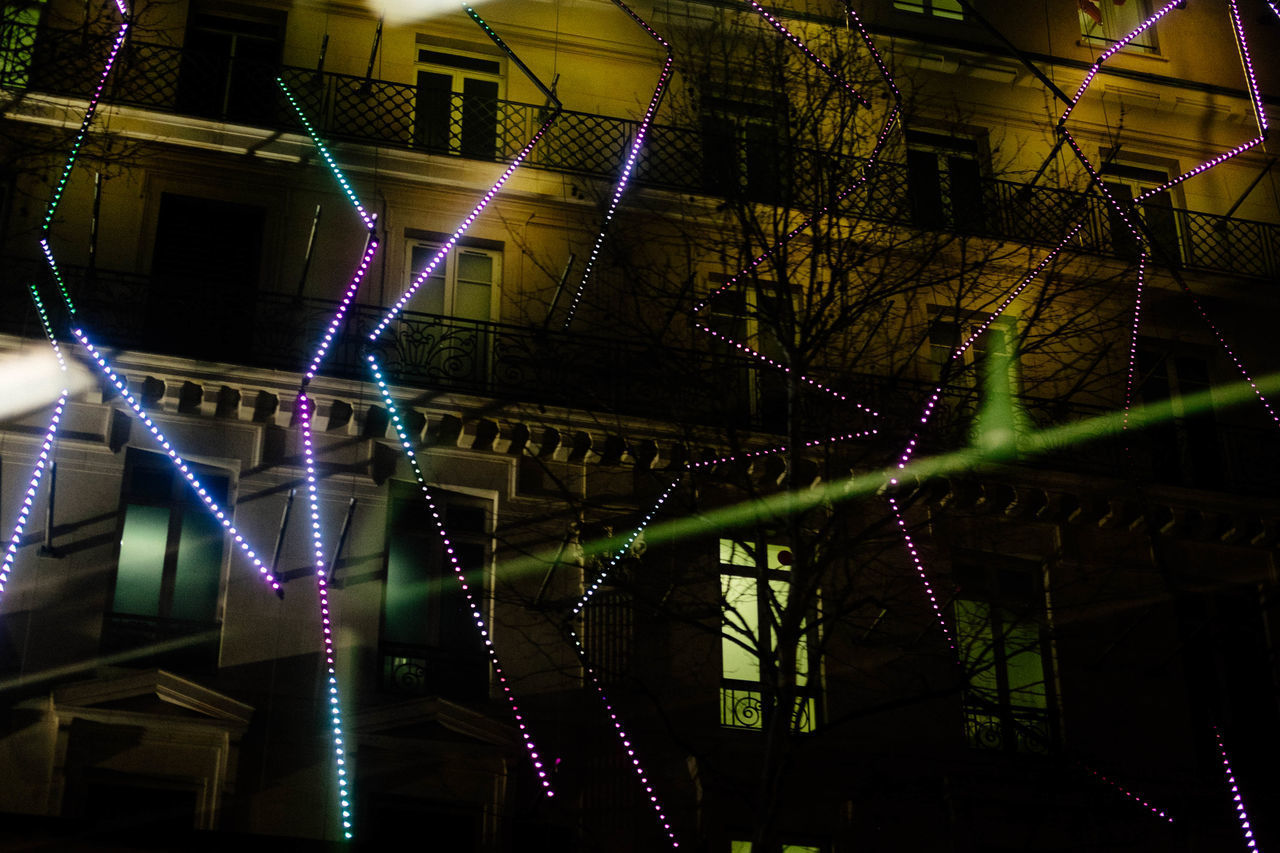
[963,700,1052,753]
[3,256,1276,492]
[379,643,488,699]
[720,680,818,733]
[4,23,1278,280]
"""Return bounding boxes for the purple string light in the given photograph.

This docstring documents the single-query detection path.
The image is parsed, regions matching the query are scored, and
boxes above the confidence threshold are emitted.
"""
[561,0,672,331]
[746,0,871,109]
[366,355,555,797]
[1227,0,1268,136]
[1215,727,1259,850]
[1122,253,1147,433]
[570,625,681,848]
[73,329,284,595]
[685,428,879,471]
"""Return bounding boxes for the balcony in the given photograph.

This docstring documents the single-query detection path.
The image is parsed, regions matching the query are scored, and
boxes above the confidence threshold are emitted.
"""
[3,23,1278,280]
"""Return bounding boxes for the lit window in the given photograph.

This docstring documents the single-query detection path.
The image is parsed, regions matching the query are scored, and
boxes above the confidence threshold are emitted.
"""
[1079,0,1158,53]
[954,562,1052,752]
[894,0,963,20]
[104,449,229,670]
[381,482,491,700]
[720,539,817,733]
[730,842,822,853]
[0,0,45,88]
[415,45,504,158]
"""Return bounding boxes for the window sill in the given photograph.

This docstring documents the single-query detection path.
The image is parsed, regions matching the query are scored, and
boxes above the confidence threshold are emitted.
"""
[1076,38,1169,62]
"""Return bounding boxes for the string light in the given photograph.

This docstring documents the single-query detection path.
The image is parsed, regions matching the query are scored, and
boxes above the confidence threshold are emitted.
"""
[1059,0,1182,125]
[685,428,879,471]
[277,79,376,230]
[1215,727,1259,850]
[574,476,682,616]
[1083,764,1173,823]
[367,354,555,796]
[1122,253,1147,433]
[296,393,354,839]
[562,0,672,330]
[747,0,871,108]
[570,625,681,848]
[73,329,284,595]
[0,394,66,600]
[1227,0,1268,136]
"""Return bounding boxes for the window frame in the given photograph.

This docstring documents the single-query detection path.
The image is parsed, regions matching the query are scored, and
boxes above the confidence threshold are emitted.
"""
[893,0,963,20]
[103,448,232,671]
[1100,160,1185,265]
[953,557,1055,753]
[405,237,502,323]
[413,42,506,158]
[905,127,990,232]
[700,89,790,204]
[378,480,495,700]
[1078,0,1159,54]
[719,538,819,734]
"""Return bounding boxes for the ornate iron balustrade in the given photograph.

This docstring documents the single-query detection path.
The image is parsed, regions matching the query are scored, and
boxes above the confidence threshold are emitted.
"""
[720,680,817,733]
[2,256,1275,491]
[964,700,1053,754]
[4,23,1278,279]
[379,642,489,699]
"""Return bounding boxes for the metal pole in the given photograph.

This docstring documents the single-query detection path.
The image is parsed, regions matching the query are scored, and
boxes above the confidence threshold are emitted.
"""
[543,253,575,330]
[297,204,322,297]
[328,498,358,580]
[271,488,296,576]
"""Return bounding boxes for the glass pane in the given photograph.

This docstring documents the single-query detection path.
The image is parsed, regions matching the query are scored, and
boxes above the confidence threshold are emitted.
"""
[171,511,223,622]
[114,505,170,615]
[456,251,492,285]
[932,0,963,18]
[721,574,759,681]
[385,530,436,646]
[955,599,999,695]
[411,244,447,316]
[453,282,491,322]
[720,538,755,568]
[1002,615,1046,709]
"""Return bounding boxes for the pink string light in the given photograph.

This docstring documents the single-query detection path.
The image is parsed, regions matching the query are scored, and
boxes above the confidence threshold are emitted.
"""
[562,0,672,330]
[685,428,879,471]
[1227,0,1268,136]
[1122,253,1147,433]
[746,0,871,109]
[571,626,681,848]
[367,355,555,797]
[1215,727,1259,850]
[1083,764,1173,823]
[1059,0,1183,125]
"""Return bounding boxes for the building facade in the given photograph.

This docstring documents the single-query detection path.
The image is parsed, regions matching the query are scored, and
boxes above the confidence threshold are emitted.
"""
[1,0,1278,850]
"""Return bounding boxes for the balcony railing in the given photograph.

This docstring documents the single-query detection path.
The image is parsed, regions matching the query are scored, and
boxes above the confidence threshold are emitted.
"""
[4,23,1278,280]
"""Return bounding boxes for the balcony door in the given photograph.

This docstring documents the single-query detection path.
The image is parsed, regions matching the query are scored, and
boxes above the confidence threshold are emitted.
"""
[176,10,284,124]
[414,47,503,159]
[148,192,263,362]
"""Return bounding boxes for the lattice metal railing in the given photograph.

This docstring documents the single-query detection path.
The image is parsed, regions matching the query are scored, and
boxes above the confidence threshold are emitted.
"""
[4,22,1278,279]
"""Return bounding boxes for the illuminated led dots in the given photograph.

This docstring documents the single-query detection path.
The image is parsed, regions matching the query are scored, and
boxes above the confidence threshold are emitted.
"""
[1122,254,1148,433]
[73,329,282,593]
[574,476,681,616]
[367,353,555,796]
[1060,0,1182,125]
[748,0,870,108]
[1134,137,1264,204]
[1083,764,1172,823]
[888,495,955,650]
[0,395,68,600]
[562,1,672,330]
[1214,728,1258,850]
[277,79,376,230]
[570,625,680,848]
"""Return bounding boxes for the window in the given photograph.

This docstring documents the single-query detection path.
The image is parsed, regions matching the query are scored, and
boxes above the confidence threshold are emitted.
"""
[404,236,501,387]
[0,0,44,88]
[1079,0,1158,53]
[704,277,790,431]
[1101,162,1182,264]
[954,561,1052,753]
[930,313,1023,452]
[148,192,264,362]
[176,11,286,124]
[415,45,504,158]
[381,481,490,700]
[731,842,822,853]
[1135,343,1221,488]
[701,92,789,203]
[720,539,817,733]
[906,129,987,232]
[893,0,963,20]
[104,448,229,671]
